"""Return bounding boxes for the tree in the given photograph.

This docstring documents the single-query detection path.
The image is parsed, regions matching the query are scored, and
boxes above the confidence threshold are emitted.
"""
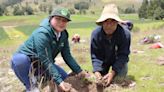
[34,0,38,5]
[125,6,136,14]
[74,2,89,10]
[5,0,22,6]
[39,4,47,13]
[25,6,34,15]
[48,5,53,14]
[55,0,63,4]
[160,0,164,9]
[138,0,149,19]
[0,4,5,16]
[153,6,163,20]
[13,5,24,15]
[138,0,164,20]
[4,7,10,16]
[69,8,75,14]
[79,9,86,15]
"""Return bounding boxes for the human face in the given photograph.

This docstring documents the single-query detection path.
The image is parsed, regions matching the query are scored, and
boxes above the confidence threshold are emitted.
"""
[50,16,69,33]
[102,19,118,35]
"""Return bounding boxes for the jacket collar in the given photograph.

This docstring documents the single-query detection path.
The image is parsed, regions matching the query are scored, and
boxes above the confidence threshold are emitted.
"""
[39,18,57,39]
[100,25,121,40]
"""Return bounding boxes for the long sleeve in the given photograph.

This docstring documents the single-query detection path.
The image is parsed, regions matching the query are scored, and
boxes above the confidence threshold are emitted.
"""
[61,39,82,73]
[112,29,131,74]
[90,30,104,72]
[34,32,63,85]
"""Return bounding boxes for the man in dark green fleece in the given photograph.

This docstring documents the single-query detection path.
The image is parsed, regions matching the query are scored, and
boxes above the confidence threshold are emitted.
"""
[11,7,86,92]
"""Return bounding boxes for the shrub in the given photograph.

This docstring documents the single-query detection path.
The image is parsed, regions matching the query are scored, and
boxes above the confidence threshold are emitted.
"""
[74,2,89,10]
[25,6,34,15]
[13,5,24,15]
[0,4,5,16]
[125,7,135,14]
[69,8,76,14]
[79,9,86,15]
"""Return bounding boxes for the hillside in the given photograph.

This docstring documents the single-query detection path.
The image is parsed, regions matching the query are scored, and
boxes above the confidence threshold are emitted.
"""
[0,0,142,11]
[101,0,142,9]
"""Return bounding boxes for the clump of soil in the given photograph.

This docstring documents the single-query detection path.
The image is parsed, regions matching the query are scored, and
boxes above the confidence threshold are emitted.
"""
[65,75,104,92]
[64,72,136,92]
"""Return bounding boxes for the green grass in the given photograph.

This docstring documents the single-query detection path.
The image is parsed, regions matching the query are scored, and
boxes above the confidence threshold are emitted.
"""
[0,27,9,40]
[71,15,98,22]
[121,14,139,21]
[0,15,47,23]
[135,21,164,31]
[68,21,96,29]
[15,25,38,36]
[128,55,164,92]
[0,15,47,26]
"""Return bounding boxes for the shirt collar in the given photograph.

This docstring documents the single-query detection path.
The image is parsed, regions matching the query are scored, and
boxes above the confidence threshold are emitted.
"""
[54,31,61,41]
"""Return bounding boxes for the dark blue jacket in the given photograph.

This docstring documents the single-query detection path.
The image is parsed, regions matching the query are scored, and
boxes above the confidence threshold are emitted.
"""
[90,25,131,75]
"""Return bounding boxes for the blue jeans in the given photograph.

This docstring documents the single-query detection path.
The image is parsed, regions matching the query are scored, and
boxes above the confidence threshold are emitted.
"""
[11,53,68,91]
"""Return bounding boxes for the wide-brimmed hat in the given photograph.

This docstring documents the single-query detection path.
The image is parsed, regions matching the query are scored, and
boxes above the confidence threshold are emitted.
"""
[96,4,123,25]
[50,7,71,21]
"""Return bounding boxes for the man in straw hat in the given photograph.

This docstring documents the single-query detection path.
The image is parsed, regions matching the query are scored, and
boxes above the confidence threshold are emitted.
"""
[90,4,131,86]
[10,7,87,92]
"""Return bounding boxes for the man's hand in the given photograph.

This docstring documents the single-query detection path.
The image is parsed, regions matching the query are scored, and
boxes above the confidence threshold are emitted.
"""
[94,72,102,80]
[59,81,72,92]
[102,70,115,86]
[77,70,88,79]
[94,72,104,85]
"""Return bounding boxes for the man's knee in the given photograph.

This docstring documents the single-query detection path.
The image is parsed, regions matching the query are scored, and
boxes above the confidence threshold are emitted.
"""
[113,64,128,81]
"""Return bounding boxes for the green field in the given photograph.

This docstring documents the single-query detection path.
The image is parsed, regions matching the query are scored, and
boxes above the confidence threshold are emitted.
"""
[0,14,164,92]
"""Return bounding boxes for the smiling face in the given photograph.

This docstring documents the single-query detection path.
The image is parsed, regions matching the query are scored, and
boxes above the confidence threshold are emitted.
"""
[50,16,69,33]
[102,19,118,35]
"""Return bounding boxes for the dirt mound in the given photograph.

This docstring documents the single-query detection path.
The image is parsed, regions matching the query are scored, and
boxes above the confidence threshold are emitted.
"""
[65,75,104,92]
[64,73,136,92]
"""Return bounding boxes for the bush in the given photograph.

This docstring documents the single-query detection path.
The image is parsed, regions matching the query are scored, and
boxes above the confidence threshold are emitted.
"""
[125,7,135,14]
[153,7,164,20]
[69,8,76,14]
[39,4,47,13]
[138,0,164,20]
[79,9,86,15]
[54,0,63,4]
[0,4,5,16]
[74,2,89,10]
[25,6,34,15]
[4,8,9,16]
[90,11,95,15]
[48,5,53,14]
[13,5,24,15]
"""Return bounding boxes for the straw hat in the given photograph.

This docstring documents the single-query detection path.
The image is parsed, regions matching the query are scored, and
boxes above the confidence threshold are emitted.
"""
[96,4,123,25]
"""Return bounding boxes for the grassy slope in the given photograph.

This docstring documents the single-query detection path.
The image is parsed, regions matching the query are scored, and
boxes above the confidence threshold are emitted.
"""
[0,14,164,92]
[0,27,9,40]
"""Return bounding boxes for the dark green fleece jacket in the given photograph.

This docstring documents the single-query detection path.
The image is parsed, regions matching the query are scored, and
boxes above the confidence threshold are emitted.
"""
[17,18,82,85]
